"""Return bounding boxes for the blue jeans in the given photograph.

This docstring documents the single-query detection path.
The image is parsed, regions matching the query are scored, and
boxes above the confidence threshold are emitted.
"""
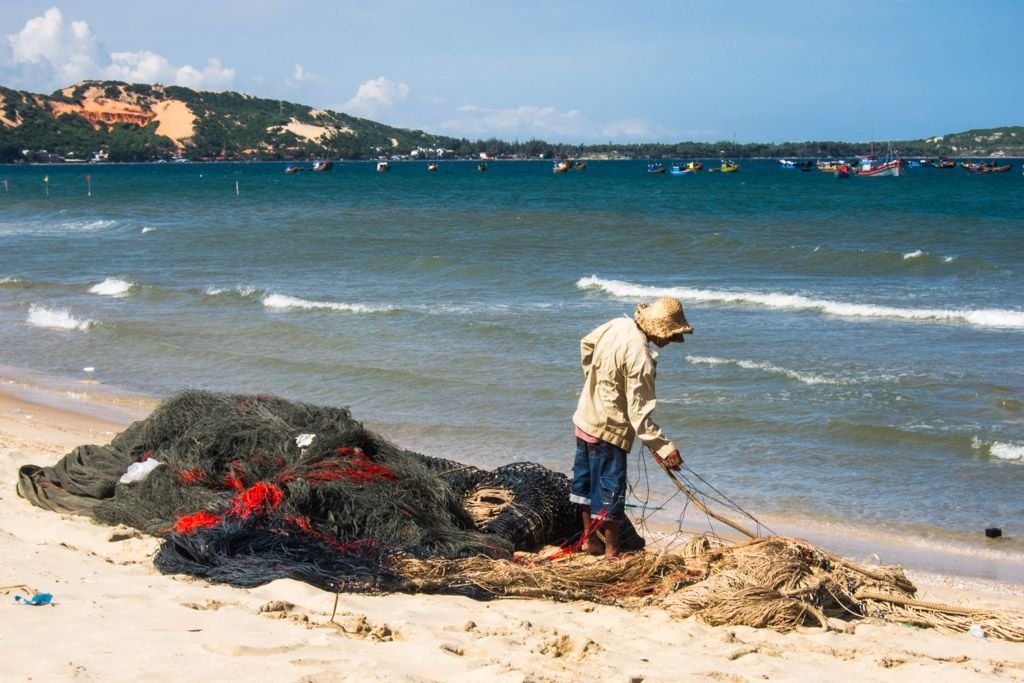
[569,437,627,521]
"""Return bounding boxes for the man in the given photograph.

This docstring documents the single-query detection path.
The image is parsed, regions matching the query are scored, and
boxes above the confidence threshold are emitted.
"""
[570,296,693,558]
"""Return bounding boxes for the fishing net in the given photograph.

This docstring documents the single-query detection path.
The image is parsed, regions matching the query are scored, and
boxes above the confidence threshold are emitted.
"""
[15,390,1024,641]
[17,390,640,589]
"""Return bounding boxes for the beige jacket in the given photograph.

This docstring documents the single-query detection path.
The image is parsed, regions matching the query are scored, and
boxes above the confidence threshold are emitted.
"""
[572,317,676,458]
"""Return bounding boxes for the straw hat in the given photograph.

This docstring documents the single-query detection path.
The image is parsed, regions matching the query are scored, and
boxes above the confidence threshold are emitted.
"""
[634,297,694,340]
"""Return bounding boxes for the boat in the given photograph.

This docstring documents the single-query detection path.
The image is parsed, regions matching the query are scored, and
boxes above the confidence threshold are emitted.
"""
[967,161,1013,174]
[835,163,851,179]
[311,160,333,172]
[855,155,903,177]
[647,162,666,174]
[855,143,903,177]
[478,162,487,172]
[376,160,390,172]
[709,160,739,173]
[284,165,302,174]
[816,160,848,173]
[780,159,814,171]
[427,163,438,172]
[574,161,587,170]
[931,157,956,169]
[670,161,703,175]
[553,160,572,173]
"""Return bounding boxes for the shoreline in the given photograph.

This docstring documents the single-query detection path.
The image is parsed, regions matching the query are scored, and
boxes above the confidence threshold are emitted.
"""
[4,364,1023,591]
[3,368,1024,680]
[6,364,1023,587]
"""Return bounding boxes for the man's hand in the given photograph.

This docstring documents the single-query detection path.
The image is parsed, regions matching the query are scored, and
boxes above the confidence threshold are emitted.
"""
[657,449,682,471]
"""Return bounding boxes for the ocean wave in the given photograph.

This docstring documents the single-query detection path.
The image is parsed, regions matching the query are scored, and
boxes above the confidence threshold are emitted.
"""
[88,277,135,297]
[687,355,848,385]
[973,437,1024,463]
[26,304,94,331]
[0,218,119,236]
[61,219,118,233]
[141,227,157,234]
[803,245,974,275]
[262,293,396,314]
[578,276,1024,330]
[204,285,262,298]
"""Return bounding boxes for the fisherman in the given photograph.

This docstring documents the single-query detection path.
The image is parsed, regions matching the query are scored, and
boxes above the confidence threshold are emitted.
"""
[570,296,693,558]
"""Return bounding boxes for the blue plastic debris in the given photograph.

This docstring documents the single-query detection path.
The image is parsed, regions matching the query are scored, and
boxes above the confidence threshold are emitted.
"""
[14,592,53,606]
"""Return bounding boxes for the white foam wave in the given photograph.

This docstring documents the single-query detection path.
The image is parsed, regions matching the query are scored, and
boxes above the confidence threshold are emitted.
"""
[903,250,925,260]
[64,219,117,232]
[27,304,94,331]
[204,285,260,297]
[974,437,1024,463]
[991,442,1024,463]
[141,227,157,234]
[687,355,847,385]
[577,276,1024,330]
[263,293,395,313]
[972,437,1024,463]
[88,277,134,297]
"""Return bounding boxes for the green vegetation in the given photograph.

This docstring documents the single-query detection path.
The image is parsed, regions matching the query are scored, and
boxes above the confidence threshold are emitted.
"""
[1,81,1021,163]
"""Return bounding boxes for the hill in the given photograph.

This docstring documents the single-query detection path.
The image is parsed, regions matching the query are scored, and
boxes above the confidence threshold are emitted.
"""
[0,81,457,163]
[0,81,1021,162]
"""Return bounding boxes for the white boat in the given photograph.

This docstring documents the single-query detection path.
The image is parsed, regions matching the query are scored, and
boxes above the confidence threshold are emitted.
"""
[856,155,903,177]
[376,160,391,172]
[855,143,903,177]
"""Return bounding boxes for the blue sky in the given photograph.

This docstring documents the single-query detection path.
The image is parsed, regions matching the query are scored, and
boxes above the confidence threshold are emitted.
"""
[2,2,1022,144]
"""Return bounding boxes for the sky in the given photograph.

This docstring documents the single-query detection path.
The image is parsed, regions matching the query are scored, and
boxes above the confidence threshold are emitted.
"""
[1,1,1022,144]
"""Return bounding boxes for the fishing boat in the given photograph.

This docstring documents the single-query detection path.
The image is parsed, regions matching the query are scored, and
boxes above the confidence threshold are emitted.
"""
[931,157,956,169]
[427,163,438,172]
[284,165,302,174]
[835,164,851,179]
[478,162,487,172]
[311,160,333,172]
[574,161,587,170]
[967,162,1013,174]
[779,159,812,170]
[816,160,848,173]
[647,162,667,174]
[553,160,572,173]
[670,161,703,175]
[855,156,903,177]
[710,160,740,173]
[376,160,390,173]
[854,142,903,177]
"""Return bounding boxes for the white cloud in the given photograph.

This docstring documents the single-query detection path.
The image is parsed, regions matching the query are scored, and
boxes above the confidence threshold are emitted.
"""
[599,118,660,141]
[434,104,587,141]
[172,58,235,90]
[6,7,101,84]
[427,103,662,143]
[341,77,410,118]
[104,50,173,83]
[2,8,234,91]
[286,63,324,89]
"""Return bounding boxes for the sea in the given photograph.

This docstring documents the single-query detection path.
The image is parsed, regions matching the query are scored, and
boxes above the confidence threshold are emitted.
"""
[1,158,1022,582]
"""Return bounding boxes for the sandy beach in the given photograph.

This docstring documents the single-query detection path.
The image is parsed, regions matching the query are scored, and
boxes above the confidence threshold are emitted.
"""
[2,376,1023,683]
